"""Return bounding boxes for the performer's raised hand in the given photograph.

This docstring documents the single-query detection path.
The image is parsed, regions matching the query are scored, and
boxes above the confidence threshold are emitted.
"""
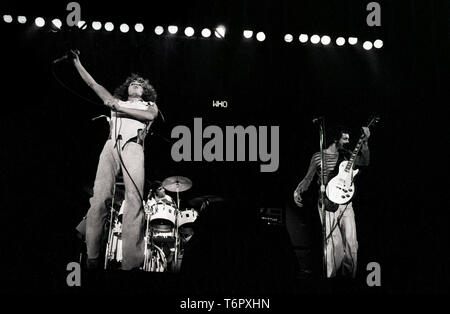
[362,126,371,140]
[70,49,80,64]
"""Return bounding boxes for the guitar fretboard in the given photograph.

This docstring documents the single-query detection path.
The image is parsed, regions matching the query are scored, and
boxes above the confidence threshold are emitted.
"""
[344,133,367,172]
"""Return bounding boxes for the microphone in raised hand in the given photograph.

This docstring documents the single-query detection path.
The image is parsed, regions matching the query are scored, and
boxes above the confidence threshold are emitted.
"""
[53,49,80,64]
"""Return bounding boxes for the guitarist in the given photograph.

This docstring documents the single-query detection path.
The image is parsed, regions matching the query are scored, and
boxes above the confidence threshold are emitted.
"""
[293,125,370,278]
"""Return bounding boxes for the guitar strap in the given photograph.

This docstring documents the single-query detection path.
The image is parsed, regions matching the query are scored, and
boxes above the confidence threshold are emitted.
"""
[325,203,350,240]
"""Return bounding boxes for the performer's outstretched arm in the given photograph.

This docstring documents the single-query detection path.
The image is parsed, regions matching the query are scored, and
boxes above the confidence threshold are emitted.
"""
[71,50,115,105]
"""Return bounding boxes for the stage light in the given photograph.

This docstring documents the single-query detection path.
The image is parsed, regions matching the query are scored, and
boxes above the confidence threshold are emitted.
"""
[168,25,178,34]
[336,37,345,46]
[310,34,320,44]
[363,41,373,50]
[201,28,211,38]
[243,30,253,39]
[17,16,27,24]
[104,22,114,31]
[77,21,87,30]
[135,23,144,32]
[184,27,194,37]
[120,23,129,33]
[374,39,383,49]
[92,21,102,30]
[284,34,293,43]
[215,26,226,38]
[154,26,164,35]
[256,32,266,42]
[299,34,308,43]
[348,37,358,45]
[3,15,13,23]
[321,35,331,45]
[35,17,46,27]
[51,19,62,29]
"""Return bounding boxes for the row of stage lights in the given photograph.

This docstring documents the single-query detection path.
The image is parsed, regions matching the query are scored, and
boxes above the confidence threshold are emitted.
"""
[3,15,383,50]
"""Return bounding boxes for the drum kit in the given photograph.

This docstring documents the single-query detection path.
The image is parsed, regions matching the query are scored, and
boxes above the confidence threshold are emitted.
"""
[103,175,222,272]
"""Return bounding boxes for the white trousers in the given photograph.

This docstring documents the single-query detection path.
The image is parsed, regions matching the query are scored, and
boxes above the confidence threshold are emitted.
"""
[318,202,358,278]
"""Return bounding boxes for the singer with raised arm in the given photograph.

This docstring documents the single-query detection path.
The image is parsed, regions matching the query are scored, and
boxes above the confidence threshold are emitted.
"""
[71,50,159,270]
[293,125,370,278]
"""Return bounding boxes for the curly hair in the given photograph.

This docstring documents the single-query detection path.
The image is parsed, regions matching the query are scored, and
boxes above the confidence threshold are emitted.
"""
[113,73,157,102]
[326,125,350,146]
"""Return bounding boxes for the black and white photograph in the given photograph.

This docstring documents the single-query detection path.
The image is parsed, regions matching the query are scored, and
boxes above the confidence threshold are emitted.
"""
[0,0,447,308]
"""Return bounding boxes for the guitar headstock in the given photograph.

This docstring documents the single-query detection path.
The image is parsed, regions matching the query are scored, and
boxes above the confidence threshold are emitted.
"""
[367,116,380,128]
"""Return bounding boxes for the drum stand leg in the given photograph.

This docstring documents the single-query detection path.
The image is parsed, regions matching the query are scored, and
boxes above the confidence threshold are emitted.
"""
[143,211,151,271]
[104,205,116,270]
[174,188,180,272]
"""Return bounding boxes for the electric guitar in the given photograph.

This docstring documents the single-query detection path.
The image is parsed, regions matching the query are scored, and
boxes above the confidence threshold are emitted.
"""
[325,116,379,206]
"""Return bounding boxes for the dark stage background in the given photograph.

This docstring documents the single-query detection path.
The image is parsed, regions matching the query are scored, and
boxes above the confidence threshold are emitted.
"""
[0,0,448,298]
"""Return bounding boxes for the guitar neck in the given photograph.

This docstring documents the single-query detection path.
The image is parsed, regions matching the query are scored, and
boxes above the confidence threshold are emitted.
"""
[344,133,367,172]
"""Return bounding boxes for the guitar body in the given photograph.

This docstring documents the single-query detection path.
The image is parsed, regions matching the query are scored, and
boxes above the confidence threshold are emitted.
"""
[326,160,359,205]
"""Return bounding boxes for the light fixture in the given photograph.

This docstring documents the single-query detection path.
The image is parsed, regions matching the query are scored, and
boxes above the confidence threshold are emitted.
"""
[135,23,144,32]
[348,37,358,45]
[374,39,383,49]
[3,15,13,23]
[336,37,345,46]
[310,34,320,44]
[104,22,114,31]
[243,30,253,39]
[215,26,226,38]
[17,16,27,24]
[184,27,194,37]
[35,17,45,27]
[120,23,129,33]
[201,28,211,37]
[299,34,308,43]
[168,25,178,34]
[256,32,266,41]
[52,19,62,29]
[321,35,331,45]
[154,26,164,35]
[77,21,87,29]
[363,41,373,50]
[92,21,102,30]
[284,34,293,43]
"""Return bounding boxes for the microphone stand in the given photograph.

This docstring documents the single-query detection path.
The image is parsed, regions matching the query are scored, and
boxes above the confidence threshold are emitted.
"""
[318,119,327,278]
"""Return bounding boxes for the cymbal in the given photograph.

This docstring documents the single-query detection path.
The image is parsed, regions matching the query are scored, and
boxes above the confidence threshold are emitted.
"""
[162,176,193,192]
[188,195,224,207]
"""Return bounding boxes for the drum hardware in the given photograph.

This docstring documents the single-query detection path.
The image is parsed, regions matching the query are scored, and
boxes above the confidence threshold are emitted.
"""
[102,176,202,272]
[104,182,125,269]
[104,200,124,269]
[161,176,192,271]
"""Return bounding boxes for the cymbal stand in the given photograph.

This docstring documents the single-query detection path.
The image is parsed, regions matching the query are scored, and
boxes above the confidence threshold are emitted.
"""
[104,184,117,270]
[174,183,180,272]
[143,201,152,271]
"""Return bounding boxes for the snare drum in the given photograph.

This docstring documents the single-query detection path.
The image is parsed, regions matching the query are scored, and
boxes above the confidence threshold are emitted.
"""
[149,203,176,226]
